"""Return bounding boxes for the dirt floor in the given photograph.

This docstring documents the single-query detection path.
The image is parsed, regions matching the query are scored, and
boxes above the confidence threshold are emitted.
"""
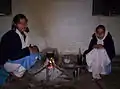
[103,69,120,89]
[1,56,120,89]
[0,67,120,89]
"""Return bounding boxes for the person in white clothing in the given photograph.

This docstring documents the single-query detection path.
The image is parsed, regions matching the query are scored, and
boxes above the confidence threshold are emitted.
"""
[83,25,115,80]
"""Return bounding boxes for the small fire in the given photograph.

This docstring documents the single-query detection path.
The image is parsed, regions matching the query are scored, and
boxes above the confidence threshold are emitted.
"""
[47,58,55,69]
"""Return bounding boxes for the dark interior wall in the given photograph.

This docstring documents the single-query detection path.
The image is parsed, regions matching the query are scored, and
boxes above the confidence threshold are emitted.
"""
[0,0,12,15]
[92,0,120,16]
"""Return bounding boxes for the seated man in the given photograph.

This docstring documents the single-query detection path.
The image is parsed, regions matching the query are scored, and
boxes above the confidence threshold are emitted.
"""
[83,25,115,80]
[0,14,40,78]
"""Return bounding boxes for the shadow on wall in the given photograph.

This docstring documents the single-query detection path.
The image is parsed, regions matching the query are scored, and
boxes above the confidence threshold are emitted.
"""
[23,0,57,48]
[26,0,55,37]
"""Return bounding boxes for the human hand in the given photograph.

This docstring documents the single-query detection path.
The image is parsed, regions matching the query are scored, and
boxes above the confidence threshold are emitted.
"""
[93,44,104,49]
[29,45,39,54]
[97,44,104,49]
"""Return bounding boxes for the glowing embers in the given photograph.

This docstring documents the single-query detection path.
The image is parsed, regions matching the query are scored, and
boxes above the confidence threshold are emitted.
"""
[46,58,55,69]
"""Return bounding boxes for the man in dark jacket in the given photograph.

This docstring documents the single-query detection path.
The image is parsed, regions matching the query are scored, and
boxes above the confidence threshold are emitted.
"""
[0,14,39,77]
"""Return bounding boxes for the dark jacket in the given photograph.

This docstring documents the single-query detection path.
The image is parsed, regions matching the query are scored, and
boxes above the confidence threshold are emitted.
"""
[0,30,30,65]
[83,32,115,60]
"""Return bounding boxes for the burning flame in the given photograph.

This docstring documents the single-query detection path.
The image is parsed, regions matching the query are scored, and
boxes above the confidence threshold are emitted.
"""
[47,58,54,69]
